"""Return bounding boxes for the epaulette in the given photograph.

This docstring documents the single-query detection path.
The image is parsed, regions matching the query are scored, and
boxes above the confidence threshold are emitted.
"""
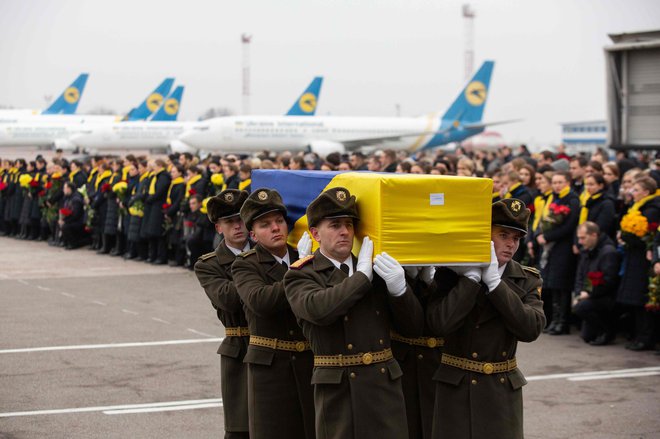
[238,248,257,258]
[198,252,215,262]
[290,254,314,270]
[522,265,541,277]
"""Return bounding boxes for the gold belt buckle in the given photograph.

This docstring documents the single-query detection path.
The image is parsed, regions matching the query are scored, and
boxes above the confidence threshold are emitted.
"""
[482,363,494,375]
[426,338,438,348]
[362,352,373,365]
[295,341,306,352]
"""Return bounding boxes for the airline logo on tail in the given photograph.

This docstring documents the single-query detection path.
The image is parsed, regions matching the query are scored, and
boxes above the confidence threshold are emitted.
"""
[164,98,180,116]
[150,85,184,121]
[147,93,165,113]
[465,81,487,106]
[127,78,174,121]
[64,87,81,104]
[286,77,323,116]
[42,73,89,115]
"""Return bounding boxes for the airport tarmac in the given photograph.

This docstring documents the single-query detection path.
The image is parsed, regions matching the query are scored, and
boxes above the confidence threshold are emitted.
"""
[1,236,659,439]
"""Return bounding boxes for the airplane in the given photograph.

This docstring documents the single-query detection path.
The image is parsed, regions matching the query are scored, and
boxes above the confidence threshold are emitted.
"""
[0,73,90,123]
[68,77,324,153]
[149,85,184,121]
[123,78,174,121]
[178,61,508,156]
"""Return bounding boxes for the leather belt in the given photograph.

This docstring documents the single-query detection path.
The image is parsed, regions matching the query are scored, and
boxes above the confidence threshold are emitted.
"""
[314,348,393,367]
[249,335,310,352]
[441,353,517,375]
[225,327,250,337]
[390,331,444,348]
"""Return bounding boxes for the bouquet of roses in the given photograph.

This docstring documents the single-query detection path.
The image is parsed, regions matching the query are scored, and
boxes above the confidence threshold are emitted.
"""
[585,271,605,293]
[646,275,660,312]
[540,202,571,233]
[59,207,73,221]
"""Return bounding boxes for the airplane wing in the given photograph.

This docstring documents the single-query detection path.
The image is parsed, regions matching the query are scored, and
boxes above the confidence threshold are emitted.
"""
[340,128,452,151]
[462,119,523,131]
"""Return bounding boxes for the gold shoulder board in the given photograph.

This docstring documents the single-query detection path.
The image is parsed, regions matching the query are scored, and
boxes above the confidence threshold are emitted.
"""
[238,248,257,258]
[198,252,215,261]
[290,255,315,270]
[522,265,541,277]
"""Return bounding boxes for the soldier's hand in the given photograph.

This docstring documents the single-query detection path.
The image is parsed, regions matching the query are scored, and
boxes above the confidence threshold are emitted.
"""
[404,266,420,279]
[419,266,436,286]
[297,231,312,259]
[356,236,374,281]
[481,241,501,293]
[448,266,481,284]
[373,252,406,297]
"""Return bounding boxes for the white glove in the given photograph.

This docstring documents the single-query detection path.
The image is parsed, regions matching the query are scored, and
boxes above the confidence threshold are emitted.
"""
[297,231,312,259]
[374,252,407,297]
[481,241,502,293]
[449,266,482,284]
[356,236,374,281]
[404,266,420,279]
[419,266,436,286]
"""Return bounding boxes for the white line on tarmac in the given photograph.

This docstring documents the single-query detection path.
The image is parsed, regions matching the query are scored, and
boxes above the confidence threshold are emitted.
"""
[103,402,223,415]
[0,398,223,418]
[17,279,29,285]
[0,338,224,354]
[36,285,51,291]
[92,300,107,306]
[151,317,171,324]
[187,328,216,338]
[568,371,660,381]
[122,309,139,315]
[60,292,75,298]
[527,366,660,382]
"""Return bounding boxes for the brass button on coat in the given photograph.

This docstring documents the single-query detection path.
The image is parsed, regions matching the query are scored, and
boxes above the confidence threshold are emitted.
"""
[417,354,424,360]
[347,344,353,350]
[471,379,477,385]
[350,372,356,379]
[471,352,478,359]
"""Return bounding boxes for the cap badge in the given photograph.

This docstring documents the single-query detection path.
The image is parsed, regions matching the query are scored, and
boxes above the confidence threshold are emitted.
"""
[224,193,234,202]
[336,190,347,202]
[257,191,268,201]
[510,200,522,213]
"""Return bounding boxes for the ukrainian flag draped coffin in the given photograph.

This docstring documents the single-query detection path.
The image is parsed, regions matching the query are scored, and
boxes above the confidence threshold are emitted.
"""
[251,170,492,265]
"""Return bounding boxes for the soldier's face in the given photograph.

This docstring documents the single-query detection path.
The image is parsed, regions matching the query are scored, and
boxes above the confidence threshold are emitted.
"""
[491,226,523,266]
[217,216,248,248]
[250,212,288,253]
[311,217,355,261]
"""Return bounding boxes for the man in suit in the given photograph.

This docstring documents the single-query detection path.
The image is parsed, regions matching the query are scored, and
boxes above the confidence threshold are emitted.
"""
[232,188,315,439]
[426,199,546,439]
[284,187,424,439]
[195,189,251,439]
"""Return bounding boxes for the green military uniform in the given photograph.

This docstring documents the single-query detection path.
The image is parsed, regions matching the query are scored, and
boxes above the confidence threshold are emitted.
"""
[426,199,546,439]
[284,187,424,439]
[232,188,315,439]
[194,189,251,439]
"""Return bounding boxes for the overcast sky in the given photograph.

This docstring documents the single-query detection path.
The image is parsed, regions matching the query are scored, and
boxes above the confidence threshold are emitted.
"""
[1,0,659,147]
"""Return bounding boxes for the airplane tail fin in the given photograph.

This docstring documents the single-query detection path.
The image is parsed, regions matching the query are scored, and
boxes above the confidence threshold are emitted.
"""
[150,86,184,121]
[42,73,89,115]
[126,78,175,121]
[440,61,494,124]
[286,77,323,116]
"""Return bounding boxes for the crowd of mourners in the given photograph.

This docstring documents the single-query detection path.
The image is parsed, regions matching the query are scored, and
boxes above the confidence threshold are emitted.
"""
[1,144,659,352]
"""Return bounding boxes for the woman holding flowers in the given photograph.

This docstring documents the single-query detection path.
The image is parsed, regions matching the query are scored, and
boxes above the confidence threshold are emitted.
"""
[535,171,581,334]
[617,176,659,351]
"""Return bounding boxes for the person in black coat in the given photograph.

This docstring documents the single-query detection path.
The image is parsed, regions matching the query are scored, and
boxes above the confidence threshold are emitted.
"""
[143,159,172,264]
[223,163,241,190]
[503,170,534,262]
[535,171,581,334]
[184,195,214,268]
[164,164,186,266]
[616,176,660,351]
[90,163,113,252]
[100,161,122,254]
[59,182,86,249]
[572,222,620,345]
[69,160,88,189]
[126,161,150,260]
[579,173,617,240]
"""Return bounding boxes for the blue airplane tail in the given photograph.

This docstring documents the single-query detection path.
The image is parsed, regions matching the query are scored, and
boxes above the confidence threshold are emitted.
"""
[127,78,175,121]
[42,73,89,114]
[150,86,184,121]
[286,77,323,116]
[441,61,494,124]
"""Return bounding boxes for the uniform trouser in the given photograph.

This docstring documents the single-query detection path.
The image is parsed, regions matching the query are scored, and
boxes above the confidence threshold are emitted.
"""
[573,298,615,342]
[225,432,249,439]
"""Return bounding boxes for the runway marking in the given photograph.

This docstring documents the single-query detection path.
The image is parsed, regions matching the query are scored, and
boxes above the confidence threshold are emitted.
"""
[187,328,216,338]
[527,366,660,382]
[0,398,223,418]
[17,279,29,285]
[151,317,171,324]
[0,337,224,354]
[92,300,107,306]
[36,285,51,291]
[104,401,223,415]
[60,292,75,298]
[122,309,139,315]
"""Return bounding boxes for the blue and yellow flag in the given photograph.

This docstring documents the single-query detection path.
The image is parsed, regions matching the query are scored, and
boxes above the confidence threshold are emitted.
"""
[252,170,492,265]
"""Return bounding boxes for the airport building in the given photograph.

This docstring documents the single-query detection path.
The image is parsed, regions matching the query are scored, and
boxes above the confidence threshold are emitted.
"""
[559,120,607,153]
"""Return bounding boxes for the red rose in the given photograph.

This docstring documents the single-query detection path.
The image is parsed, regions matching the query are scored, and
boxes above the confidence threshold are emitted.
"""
[184,220,194,228]
[44,181,53,190]
[649,222,659,233]
[188,188,197,196]
[29,180,39,187]
[587,271,605,287]
[84,226,92,233]
[101,183,111,193]
[0,182,7,191]
[38,190,46,197]
[162,203,172,210]
[528,204,535,214]
[59,207,73,217]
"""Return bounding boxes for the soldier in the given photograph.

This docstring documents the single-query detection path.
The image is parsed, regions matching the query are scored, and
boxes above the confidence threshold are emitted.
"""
[194,189,251,439]
[232,188,315,439]
[284,187,424,439]
[427,198,546,439]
